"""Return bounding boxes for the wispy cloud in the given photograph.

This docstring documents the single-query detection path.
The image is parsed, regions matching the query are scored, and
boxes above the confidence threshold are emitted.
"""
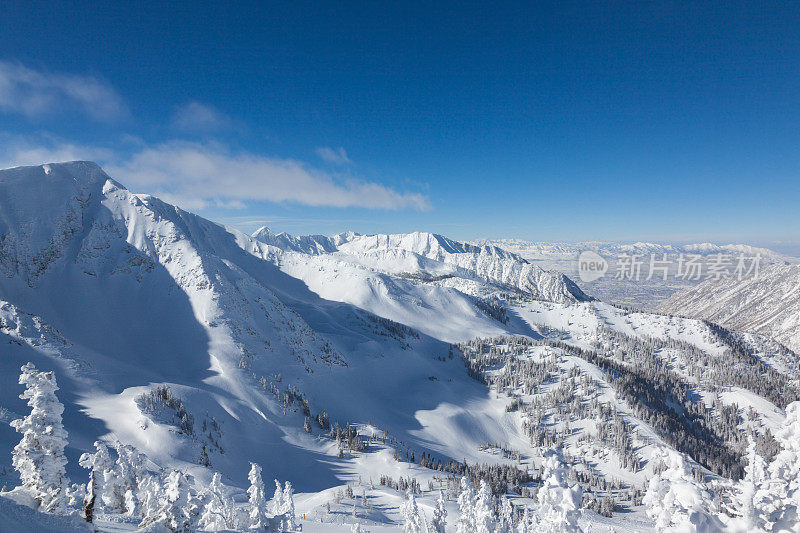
[0,133,114,169]
[315,146,351,165]
[0,61,127,121]
[171,101,233,133]
[0,133,429,211]
[106,141,429,211]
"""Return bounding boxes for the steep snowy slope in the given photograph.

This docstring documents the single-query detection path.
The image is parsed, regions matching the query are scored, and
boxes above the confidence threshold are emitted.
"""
[658,262,800,353]
[0,164,453,481]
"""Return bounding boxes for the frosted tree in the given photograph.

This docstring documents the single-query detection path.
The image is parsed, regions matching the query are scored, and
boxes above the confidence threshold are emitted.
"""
[456,476,476,533]
[431,490,448,533]
[65,482,85,508]
[199,472,235,531]
[498,495,514,533]
[643,449,722,532]
[270,478,285,515]
[78,440,114,513]
[281,480,298,532]
[139,469,194,532]
[351,523,363,533]
[725,436,770,532]
[10,363,70,514]
[83,470,97,523]
[517,507,532,533]
[402,490,423,533]
[474,480,496,533]
[114,442,148,516]
[138,473,164,525]
[247,462,269,529]
[535,450,582,533]
[763,400,800,530]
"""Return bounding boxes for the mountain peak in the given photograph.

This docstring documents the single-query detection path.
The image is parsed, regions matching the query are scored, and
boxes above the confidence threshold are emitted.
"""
[0,160,123,191]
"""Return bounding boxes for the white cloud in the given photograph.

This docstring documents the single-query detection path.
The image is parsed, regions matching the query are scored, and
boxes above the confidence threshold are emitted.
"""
[0,135,429,211]
[316,146,351,165]
[171,101,232,132]
[107,141,430,211]
[0,134,114,169]
[0,61,127,121]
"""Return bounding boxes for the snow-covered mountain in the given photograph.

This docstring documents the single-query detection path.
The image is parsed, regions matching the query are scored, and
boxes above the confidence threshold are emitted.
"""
[1,162,799,532]
[475,238,795,310]
[478,239,792,262]
[659,262,800,353]
[250,226,340,255]
[253,228,591,305]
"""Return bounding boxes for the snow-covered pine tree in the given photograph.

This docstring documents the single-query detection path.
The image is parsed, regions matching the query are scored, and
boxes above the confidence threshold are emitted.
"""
[474,480,496,533]
[270,478,285,516]
[643,449,723,532]
[114,442,148,516]
[431,490,447,533]
[763,400,800,531]
[724,436,770,532]
[248,462,269,529]
[84,470,97,523]
[65,481,85,510]
[402,490,423,533]
[140,469,194,532]
[10,363,70,514]
[517,507,532,533]
[138,472,164,524]
[198,472,235,531]
[281,480,298,532]
[535,450,582,533]
[78,440,114,513]
[456,476,476,533]
[498,495,514,533]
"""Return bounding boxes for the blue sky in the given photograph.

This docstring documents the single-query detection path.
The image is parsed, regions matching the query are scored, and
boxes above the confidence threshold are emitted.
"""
[1,2,799,248]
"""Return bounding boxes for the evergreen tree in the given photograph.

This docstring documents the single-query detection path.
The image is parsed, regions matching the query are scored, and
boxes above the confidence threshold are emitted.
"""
[474,480,496,533]
[270,478,285,516]
[10,363,70,514]
[198,472,235,531]
[114,442,148,516]
[78,441,114,513]
[643,449,722,532]
[517,507,534,533]
[763,400,800,530]
[431,490,448,533]
[498,495,514,533]
[725,436,769,532]
[83,470,97,523]
[535,451,582,533]
[247,463,269,529]
[140,469,194,532]
[402,490,423,533]
[138,472,164,525]
[456,476,476,533]
[281,480,298,532]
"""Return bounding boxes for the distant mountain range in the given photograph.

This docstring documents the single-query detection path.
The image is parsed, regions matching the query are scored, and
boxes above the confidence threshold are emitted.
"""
[659,262,800,353]
[474,238,797,310]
